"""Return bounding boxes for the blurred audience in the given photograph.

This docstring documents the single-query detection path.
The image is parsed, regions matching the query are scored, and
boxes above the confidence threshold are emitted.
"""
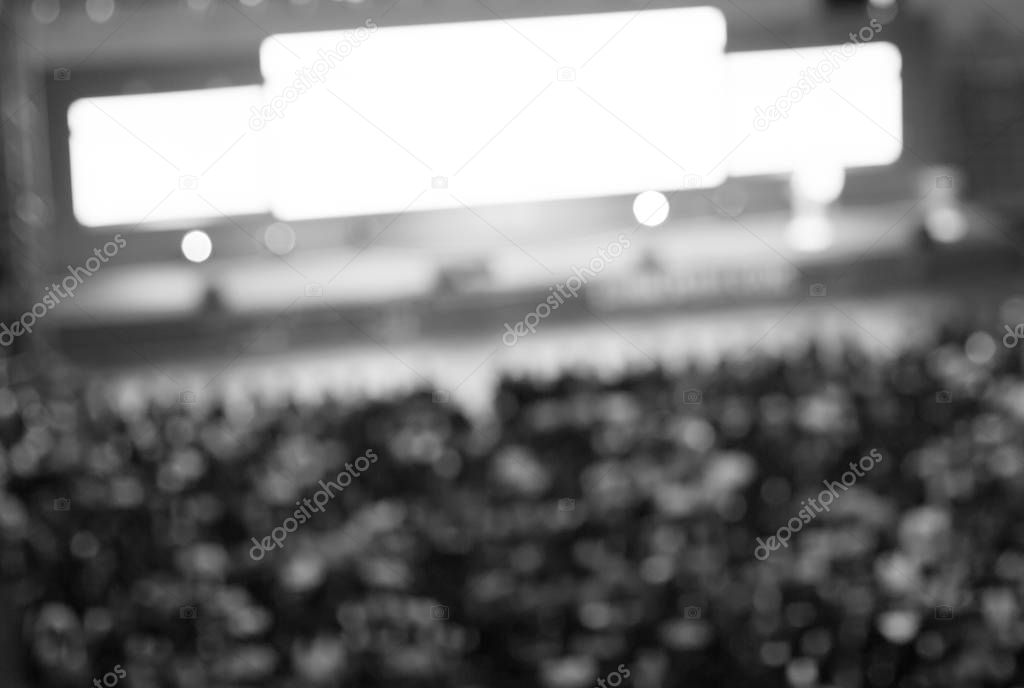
[2,322,1024,688]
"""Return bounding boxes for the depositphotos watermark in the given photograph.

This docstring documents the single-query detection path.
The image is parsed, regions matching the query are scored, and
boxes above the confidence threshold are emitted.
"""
[92,664,126,688]
[250,449,378,560]
[1003,324,1024,348]
[753,18,884,131]
[754,449,883,560]
[249,19,378,130]
[502,234,631,346]
[1,234,126,347]
[594,664,631,688]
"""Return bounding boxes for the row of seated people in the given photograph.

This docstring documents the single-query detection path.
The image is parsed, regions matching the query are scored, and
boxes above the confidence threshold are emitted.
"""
[1,323,1023,687]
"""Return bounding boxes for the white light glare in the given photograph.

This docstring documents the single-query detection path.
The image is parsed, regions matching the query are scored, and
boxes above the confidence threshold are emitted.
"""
[181,230,213,263]
[633,191,670,227]
[925,206,967,244]
[791,160,846,206]
[786,212,833,253]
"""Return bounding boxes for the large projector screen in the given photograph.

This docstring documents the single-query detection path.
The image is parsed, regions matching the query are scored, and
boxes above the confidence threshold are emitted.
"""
[725,42,903,177]
[259,7,728,220]
[68,86,268,228]
[65,10,905,229]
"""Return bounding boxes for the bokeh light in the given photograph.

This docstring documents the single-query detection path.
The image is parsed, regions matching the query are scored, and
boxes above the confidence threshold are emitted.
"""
[633,190,670,227]
[181,230,213,263]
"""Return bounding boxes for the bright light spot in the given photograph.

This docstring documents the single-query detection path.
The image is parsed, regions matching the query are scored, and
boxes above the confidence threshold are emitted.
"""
[791,159,846,205]
[181,230,213,263]
[633,191,670,227]
[785,658,819,688]
[869,0,895,7]
[264,222,296,255]
[877,610,920,644]
[786,212,833,253]
[965,331,996,365]
[85,0,115,23]
[925,206,968,243]
[262,7,728,219]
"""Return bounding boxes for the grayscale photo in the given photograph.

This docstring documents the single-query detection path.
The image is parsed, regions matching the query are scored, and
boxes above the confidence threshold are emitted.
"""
[1,0,1023,686]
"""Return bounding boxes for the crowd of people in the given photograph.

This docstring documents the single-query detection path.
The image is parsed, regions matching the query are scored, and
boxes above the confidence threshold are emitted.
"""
[2,322,1024,688]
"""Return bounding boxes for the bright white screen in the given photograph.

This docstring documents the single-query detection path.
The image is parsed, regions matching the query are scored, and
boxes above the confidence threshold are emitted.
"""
[260,8,728,220]
[725,43,903,176]
[65,17,905,229]
[68,86,269,227]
